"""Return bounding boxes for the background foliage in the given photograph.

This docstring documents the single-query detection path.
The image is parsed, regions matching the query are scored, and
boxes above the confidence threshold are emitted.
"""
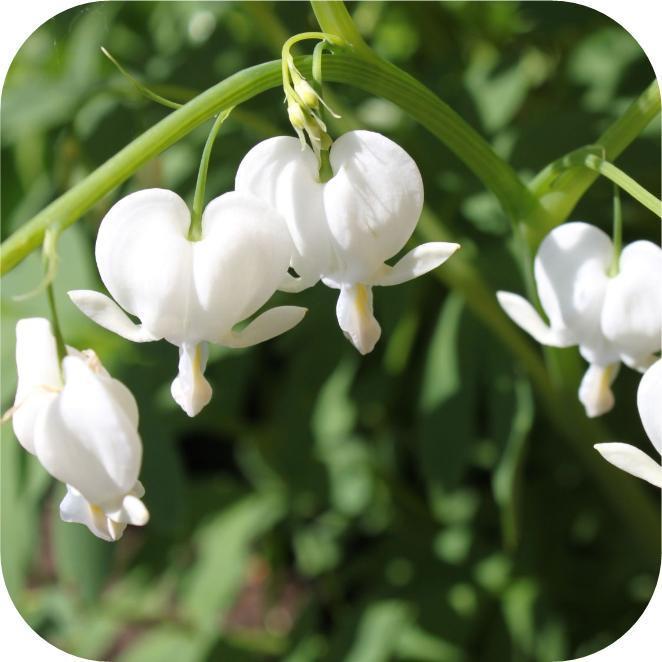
[1,2,660,661]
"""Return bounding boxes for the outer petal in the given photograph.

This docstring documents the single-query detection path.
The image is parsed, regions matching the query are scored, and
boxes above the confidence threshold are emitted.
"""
[12,318,62,454]
[60,485,127,542]
[95,188,193,343]
[534,222,616,365]
[336,284,381,355]
[496,292,576,347]
[235,137,333,284]
[602,241,662,370]
[594,443,662,488]
[578,363,619,418]
[372,242,460,287]
[324,131,424,283]
[192,191,293,341]
[637,359,662,455]
[68,290,158,342]
[221,306,307,348]
[170,342,212,417]
[34,355,142,506]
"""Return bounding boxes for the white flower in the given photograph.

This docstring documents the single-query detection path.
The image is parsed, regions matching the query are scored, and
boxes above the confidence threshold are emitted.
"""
[235,130,460,354]
[69,189,306,416]
[595,358,662,488]
[11,318,149,541]
[497,222,661,417]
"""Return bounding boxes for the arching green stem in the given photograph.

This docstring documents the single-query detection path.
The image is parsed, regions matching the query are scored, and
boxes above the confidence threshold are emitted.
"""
[188,108,233,241]
[46,282,66,364]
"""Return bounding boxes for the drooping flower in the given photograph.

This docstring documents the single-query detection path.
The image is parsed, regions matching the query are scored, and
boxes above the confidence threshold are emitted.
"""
[235,130,460,354]
[11,318,149,541]
[594,358,662,488]
[497,222,661,417]
[69,189,306,416]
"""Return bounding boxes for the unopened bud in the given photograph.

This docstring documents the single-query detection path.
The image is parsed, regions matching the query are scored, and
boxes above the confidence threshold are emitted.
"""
[288,103,306,129]
[294,79,319,109]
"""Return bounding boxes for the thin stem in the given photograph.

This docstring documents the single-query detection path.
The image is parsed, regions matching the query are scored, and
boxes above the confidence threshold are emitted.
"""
[586,156,661,218]
[188,108,233,241]
[101,47,183,110]
[530,81,661,224]
[609,184,623,276]
[46,282,66,363]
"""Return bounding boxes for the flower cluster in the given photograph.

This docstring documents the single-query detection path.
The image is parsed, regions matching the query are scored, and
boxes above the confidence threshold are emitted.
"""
[11,318,148,541]
[9,127,460,541]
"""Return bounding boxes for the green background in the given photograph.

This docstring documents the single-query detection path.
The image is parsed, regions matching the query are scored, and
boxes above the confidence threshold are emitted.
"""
[1,2,660,660]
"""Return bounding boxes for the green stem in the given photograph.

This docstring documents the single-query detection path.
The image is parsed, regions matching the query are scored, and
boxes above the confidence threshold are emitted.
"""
[609,185,622,276]
[309,1,372,56]
[531,81,661,224]
[0,53,550,275]
[46,282,66,363]
[188,108,233,241]
[102,47,182,110]
[586,156,661,217]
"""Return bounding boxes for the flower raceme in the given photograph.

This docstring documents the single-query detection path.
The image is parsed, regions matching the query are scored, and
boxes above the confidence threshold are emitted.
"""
[497,222,661,417]
[69,189,307,417]
[235,130,460,354]
[595,358,662,488]
[11,318,148,541]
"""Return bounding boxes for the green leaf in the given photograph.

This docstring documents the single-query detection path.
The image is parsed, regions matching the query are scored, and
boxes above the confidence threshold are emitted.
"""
[344,601,412,662]
[180,491,285,629]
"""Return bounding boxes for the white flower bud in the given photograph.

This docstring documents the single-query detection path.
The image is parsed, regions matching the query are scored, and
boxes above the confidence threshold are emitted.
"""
[294,79,319,109]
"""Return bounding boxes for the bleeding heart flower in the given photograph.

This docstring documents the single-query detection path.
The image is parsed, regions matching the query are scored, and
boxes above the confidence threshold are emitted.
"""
[11,318,149,541]
[497,222,661,417]
[594,358,662,488]
[69,189,306,416]
[235,130,459,354]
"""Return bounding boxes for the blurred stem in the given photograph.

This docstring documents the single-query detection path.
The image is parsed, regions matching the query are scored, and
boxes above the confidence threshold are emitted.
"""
[188,108,233,241]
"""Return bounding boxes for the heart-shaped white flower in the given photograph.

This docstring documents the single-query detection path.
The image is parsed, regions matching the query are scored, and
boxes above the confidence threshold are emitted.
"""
[235,130,459,354]
[69,189,306,416]
[595,358,662,488]
[497,222,661,417]
[12,318,149,541]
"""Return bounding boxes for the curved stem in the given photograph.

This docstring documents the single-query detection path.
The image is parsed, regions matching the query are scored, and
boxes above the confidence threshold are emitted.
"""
[0,53,550,275]
[188,108,233,241]
[609,185,623,276]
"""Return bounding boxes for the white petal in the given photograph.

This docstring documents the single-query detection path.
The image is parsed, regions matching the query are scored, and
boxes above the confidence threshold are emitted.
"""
[34,356,142,506]
[105,489,150,526]
[279,271,318,293]
[578,363,620,418]
[496,291,576,347]
[535,222,616,365]
[372,242,460,286]
[68,290,158,342]
[12,318,62,454]
[594,443,662,488]
[324,130,424,282]
[95,188,194,344]
[235,136,332,284]
[60,485,128,542]
[191,191,294,340]
[637,359,662,456]
[170,342,212,417]
[602,241,662,368]
[336,284,381,355]
[221,306,307,349]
